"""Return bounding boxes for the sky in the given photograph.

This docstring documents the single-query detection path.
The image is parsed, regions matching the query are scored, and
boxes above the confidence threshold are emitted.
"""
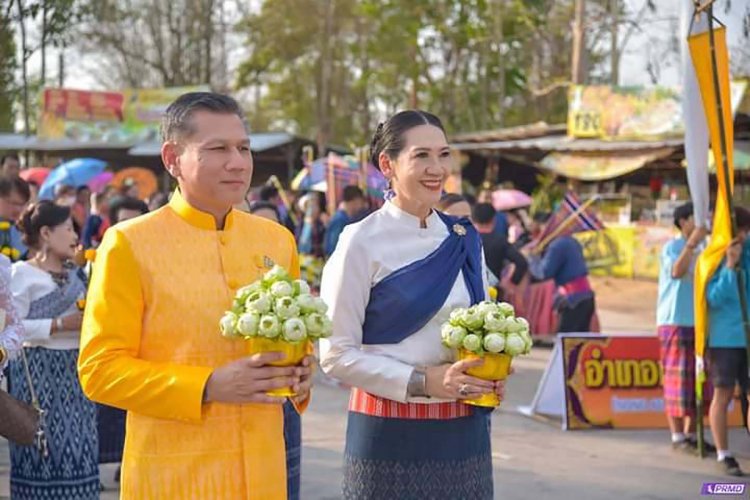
[616,0,748,86]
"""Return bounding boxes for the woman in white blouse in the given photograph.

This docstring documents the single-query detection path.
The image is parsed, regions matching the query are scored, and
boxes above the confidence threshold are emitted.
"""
[320,110,506,499]
[8,200,99,499]
[0,253,23,373]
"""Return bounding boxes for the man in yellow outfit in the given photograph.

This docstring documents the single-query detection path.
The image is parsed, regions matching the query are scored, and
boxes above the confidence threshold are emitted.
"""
[78,92,313,499]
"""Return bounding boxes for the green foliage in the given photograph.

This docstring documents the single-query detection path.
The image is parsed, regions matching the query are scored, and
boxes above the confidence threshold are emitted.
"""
[235,0,584,145]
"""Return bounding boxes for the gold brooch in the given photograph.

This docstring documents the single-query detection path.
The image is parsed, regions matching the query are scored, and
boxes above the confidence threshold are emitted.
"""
[453,224,467,236]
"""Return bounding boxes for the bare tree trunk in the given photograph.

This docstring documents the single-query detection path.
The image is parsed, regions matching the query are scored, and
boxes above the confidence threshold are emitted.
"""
[317,0,334,153]
[58,44,64,87]
[493,0,505,127]
[41,0,48,85]
[409,42,419,109]
[17,0,30,135]
[254,80,261,116]
[610,0,619,86]
[217,0,229,91]
[571,0,586,84]
[204,0,214,86]
[478,43,488,130]
[461,52,476,130]
[357,17,371,143]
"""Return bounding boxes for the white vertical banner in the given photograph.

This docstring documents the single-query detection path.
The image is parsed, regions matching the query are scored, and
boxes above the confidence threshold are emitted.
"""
[681,0,710,228]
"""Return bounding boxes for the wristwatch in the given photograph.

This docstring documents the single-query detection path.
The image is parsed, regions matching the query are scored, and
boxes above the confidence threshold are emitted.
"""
[407,369,428,398]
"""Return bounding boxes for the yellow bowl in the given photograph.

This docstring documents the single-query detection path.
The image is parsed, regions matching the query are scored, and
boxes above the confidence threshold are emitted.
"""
[245,337,309,397]
[459,349,512,408]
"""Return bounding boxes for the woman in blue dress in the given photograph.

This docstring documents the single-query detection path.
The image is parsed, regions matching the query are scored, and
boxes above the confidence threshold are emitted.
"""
[9,201,99,499]
[320,110,507,499]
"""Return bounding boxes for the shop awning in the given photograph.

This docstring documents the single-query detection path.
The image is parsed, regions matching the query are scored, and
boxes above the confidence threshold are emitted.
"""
[539,148,676,181]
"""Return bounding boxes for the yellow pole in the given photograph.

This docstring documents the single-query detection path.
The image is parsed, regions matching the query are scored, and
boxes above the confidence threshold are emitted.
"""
[268,175,298,227]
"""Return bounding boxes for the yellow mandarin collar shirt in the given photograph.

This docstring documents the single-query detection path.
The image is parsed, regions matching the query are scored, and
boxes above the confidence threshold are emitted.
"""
[169,188,235,231]
[79,189,301,499]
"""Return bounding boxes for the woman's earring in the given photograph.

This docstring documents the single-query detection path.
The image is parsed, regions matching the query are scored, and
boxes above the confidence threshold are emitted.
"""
[383,180,396,201]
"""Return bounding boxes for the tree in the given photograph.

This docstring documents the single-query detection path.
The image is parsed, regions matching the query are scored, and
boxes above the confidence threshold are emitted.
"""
[76,0,229,89]
[9,0,79,135]
[0,1,17,131]
[235,0,540,144]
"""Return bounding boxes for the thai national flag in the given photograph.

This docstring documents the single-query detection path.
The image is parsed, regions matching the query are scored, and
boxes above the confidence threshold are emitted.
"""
[537,191,605,244]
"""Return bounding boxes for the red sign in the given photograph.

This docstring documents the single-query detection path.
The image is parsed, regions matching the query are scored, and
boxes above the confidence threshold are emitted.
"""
[42,89,124,123]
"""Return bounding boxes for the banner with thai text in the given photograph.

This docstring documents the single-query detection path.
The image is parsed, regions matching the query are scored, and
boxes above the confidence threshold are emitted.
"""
[562,334,743,429]
[38,86,208,143]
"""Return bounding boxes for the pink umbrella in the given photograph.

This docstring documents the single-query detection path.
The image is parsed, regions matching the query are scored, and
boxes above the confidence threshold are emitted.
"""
[88,171,114,193]
[491,189,532,211]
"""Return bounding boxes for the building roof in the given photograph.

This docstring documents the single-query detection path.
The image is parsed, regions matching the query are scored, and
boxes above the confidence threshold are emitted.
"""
[451,122,567,143]
[0,131,314,156]
[452,135,684,153]
[128,132,311,157]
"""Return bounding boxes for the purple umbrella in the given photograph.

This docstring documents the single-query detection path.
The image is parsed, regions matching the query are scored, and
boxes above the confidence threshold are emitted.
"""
[88,172,114,193]
[491,189,532,211]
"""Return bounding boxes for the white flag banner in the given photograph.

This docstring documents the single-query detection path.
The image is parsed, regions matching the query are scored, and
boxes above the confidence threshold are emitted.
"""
[681,0,710,228]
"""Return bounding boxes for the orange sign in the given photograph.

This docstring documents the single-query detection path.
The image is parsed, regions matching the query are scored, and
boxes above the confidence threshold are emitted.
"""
[562,335,742,429]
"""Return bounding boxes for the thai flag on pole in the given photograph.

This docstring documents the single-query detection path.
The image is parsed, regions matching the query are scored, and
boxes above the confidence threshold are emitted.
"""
[537,191,605,245]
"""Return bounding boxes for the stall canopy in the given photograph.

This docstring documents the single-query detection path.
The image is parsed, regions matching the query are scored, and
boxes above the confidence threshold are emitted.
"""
[540,148,676,181]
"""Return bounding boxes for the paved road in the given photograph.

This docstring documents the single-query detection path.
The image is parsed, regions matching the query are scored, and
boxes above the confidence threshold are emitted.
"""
[300,349,750,500]
[3,277,749,499]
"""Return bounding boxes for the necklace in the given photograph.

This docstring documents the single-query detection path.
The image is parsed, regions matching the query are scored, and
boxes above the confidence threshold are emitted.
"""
[30,259,69,287]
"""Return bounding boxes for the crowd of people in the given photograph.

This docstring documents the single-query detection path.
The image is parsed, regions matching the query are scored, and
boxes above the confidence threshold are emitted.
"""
[0,93,564,499]
[0,89,747,500]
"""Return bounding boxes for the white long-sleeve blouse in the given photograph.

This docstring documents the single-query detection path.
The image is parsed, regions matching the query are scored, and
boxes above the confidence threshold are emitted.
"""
[319,201,488,403]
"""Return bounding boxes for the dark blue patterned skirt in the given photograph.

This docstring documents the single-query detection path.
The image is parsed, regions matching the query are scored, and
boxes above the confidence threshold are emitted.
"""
[284,399,301,500]
[343,410,494,499]
[8,348,99,500]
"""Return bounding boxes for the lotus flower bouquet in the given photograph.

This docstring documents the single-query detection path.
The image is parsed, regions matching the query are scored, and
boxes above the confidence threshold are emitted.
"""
[441,301,532,407]
[218,265,332,396]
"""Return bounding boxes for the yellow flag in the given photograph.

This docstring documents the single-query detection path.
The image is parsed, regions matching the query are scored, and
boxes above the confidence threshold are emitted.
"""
[688,26,735,361]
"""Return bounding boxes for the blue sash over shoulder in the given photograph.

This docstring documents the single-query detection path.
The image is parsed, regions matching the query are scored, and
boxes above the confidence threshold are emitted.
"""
[361,211,485,345]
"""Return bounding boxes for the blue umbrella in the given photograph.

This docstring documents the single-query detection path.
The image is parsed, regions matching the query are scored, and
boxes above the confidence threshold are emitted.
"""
[39,158,107,200]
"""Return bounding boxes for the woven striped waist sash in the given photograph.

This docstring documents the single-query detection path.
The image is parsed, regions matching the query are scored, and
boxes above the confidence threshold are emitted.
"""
[349,388,472,420]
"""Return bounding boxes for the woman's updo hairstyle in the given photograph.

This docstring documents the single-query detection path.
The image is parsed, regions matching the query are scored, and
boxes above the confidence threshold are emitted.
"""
[17,200,71,249]
[369,110,446,170]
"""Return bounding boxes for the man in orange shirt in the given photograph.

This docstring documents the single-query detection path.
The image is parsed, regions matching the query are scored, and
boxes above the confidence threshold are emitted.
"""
[79,92,313,499]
